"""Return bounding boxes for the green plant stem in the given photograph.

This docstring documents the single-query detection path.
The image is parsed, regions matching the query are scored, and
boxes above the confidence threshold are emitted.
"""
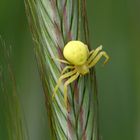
[24,0,99,139]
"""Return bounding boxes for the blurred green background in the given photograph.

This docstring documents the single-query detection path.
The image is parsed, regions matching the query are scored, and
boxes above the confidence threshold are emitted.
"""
[0,0,140,140]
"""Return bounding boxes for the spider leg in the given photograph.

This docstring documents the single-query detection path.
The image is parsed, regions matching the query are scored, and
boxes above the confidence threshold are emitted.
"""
[61,66,74,74]
[63,72,79,107]
[87,45,103,64]
[52,69,77,99]
[89,50,94,55]
[52,57,70,64]
[88,51,109,68]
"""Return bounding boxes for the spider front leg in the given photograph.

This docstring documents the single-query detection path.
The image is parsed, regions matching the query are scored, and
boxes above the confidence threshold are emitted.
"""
[88,51,109,68]
[88,45,103,64]
[61,66,74,74]
[52,57,70,64]
[63,72,79,107]
[52,69,77,99]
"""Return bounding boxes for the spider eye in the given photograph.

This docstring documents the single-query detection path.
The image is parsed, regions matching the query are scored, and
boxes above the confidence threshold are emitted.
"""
[63,41,89,65]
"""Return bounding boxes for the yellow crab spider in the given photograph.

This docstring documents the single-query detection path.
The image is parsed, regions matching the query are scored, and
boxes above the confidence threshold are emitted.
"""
[52,40,109,107]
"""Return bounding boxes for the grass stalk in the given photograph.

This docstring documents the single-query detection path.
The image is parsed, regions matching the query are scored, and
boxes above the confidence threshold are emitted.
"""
[0,39,28,140]
[24,0,99,139]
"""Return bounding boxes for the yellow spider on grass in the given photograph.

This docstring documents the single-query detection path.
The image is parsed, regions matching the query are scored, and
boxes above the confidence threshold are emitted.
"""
[52,40,109,107]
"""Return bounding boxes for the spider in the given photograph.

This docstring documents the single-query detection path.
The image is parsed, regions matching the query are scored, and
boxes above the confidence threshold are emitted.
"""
[52,40,109,107]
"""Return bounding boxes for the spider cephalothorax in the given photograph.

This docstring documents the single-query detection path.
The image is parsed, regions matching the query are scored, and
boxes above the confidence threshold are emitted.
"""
[52,40,109,107]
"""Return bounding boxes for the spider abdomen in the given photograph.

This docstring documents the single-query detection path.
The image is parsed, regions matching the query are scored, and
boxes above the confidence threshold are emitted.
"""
[63,41,89,65]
